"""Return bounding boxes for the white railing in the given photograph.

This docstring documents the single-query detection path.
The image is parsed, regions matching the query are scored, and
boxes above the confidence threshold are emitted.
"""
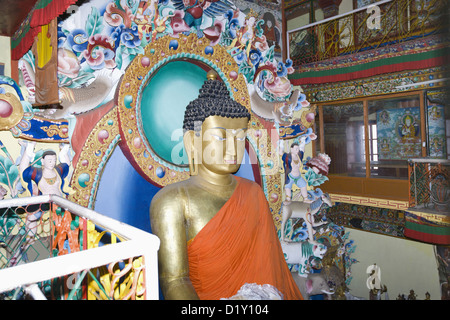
[0,195,160,300]
[288,0,393,34]
[287,0,448,67]
[287,0,394,64]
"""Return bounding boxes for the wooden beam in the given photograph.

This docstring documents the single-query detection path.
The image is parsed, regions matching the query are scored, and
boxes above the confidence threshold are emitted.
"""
[363,100,370,178]
[419,91,427,157]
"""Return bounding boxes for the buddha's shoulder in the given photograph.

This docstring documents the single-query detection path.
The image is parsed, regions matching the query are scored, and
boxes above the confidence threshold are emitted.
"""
[150,181,185,217]
[152,179,187,198]
[152,179,200,203]
[235,176,263,192]
[236,176,259,186]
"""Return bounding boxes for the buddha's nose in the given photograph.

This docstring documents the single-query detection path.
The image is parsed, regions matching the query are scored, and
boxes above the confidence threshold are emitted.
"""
[225,135,236,157]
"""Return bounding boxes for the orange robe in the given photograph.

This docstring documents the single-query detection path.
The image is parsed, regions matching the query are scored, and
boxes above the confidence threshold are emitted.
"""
[187,177,303,300]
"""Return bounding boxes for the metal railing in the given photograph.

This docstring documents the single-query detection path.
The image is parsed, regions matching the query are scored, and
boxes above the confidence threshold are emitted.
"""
[287,0,448,67]
[0,195,160,300]
[408,158,450,213]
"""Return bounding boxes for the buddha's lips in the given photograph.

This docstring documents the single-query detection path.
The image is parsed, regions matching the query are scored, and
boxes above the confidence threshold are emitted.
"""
[224,159,237,164]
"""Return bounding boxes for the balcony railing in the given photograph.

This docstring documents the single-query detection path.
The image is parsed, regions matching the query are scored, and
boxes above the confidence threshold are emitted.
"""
[408,158,450,213]
[0,195,160,300]
[287,0,448,67]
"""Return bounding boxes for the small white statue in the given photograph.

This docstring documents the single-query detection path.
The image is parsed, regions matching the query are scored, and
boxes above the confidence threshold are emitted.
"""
[280,189,332,244]
[281,241,327,277]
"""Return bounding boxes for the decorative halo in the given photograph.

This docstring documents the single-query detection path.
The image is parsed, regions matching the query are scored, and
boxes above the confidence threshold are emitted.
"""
[116,33,250,187]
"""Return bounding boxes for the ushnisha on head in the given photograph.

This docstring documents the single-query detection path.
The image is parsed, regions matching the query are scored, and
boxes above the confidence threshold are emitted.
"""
[182,70,251,134]
[182,70,251,176]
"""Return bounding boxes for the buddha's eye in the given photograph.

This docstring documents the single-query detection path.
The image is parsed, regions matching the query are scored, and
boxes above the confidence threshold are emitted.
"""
[212,134,226,141]
[236,137,246,141]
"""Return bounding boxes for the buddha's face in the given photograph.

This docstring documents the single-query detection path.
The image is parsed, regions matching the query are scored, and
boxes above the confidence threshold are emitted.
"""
[192,115,248,175]
[405,117,411,126]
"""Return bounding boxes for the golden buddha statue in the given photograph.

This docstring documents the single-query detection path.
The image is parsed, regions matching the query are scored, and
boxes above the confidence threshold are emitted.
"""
[150,71,302,300]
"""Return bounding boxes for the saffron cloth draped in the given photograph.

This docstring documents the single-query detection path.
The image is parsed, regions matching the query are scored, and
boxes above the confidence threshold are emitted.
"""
[187,177,303,300]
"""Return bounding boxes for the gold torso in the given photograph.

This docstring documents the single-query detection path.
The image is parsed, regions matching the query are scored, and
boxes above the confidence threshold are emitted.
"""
[154,175,237,242]
[150,175,238,299]
[184,176,237,241]
[149,115,248,299]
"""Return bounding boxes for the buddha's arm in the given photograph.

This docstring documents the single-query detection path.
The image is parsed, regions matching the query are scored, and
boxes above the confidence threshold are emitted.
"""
[150,188,199,300]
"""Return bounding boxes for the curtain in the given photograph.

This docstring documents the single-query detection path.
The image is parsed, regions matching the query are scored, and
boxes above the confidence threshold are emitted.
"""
[11,0,78,60]
[30,0,78,28]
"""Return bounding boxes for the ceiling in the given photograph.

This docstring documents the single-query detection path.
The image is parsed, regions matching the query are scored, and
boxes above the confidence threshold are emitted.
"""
[0,0,39,36]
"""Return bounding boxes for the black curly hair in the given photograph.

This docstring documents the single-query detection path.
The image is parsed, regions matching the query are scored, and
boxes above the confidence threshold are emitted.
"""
[42,150,57,159]
[182,78,251,132]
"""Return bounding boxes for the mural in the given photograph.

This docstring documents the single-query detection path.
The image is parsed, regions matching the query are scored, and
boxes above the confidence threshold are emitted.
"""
[428,104,446,158]
[377,107,421,160]
[376,104,447,160]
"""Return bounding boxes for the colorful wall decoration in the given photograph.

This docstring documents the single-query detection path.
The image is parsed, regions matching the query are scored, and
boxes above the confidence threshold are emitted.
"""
[9,0,318,224]
[298,66,448,103]
[326,202,406,239]
[376,104,447,161]
[0,0,359,299]
[0,0,447,301]
[377,106,421,160]
[294,33,449,103]
[428,104,446,158]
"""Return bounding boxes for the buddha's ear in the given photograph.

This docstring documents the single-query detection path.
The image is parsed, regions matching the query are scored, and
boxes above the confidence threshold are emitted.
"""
[183,130,199,176]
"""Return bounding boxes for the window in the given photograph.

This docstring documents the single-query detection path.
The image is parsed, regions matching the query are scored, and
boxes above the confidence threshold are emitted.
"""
[321,102,365,177]
[314,91,444,200]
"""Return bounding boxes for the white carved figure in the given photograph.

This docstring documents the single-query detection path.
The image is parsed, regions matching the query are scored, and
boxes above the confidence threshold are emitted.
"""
[291,272,335,299]
[281,241,327,277]
[222,283,284,300]
[280,190,332,243]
